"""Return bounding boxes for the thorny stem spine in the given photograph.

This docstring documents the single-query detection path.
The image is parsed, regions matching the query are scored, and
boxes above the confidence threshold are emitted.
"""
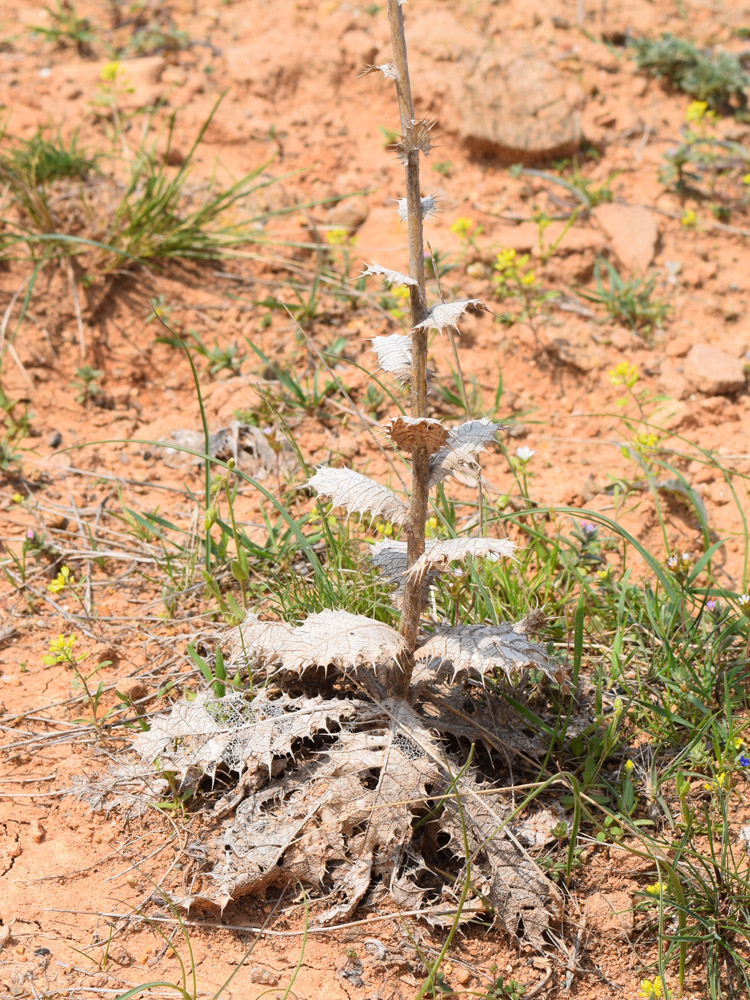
[386,0,429,698]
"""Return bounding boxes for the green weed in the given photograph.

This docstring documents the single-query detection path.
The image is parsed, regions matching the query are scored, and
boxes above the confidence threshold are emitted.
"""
[630,34,749,113]
[30,1,95,55]
[579,258,670,334]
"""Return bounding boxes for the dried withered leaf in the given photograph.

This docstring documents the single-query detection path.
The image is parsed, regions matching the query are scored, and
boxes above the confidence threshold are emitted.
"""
[181,700,445,919]
[131,690,363,784]
[414,299,489,335]
[230,616,295,669]
[394,118,436,163]
[357,62,398,80]
[441,770,562,948]
[306,466,409,525]
[360,262,416,287]
[414,620,558,683]
[271,610,407,673]
[429,418,502,487]
[396,193,438,223]
[371,334,413,383]
[406,537,516,583]
[388,415,448,453]
[369,538,408,588]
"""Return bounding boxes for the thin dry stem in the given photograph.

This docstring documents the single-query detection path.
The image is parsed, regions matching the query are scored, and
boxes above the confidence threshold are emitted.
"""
[386,0,430,698]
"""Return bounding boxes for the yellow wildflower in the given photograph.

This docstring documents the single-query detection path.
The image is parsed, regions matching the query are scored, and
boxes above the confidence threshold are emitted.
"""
[48,565,74,594]
[638,977,665,999]
[608,361,639,388]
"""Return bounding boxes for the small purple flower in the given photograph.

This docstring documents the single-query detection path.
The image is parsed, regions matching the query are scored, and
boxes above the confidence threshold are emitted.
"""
[706,599,717,612]
[740,755,749,767]
[580,521,596,536]
[26,529,34,540]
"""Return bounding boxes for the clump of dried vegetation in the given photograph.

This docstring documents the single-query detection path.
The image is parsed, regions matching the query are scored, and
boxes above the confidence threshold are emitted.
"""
[120,0,563,942]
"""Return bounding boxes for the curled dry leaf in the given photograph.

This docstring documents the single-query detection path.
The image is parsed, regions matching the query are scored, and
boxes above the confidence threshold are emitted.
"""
[360,262,416,287]
[406,536,516,583]
[131,690,365,784]
[396,193,438,223]
[413,299,489,335]
[180,700,445,919]
[429,417,502,487]
[414,621,559,683]
[387,415,448,453]
[306,466,409,525]
[441,771,563,948]
[357,62,398,80]
[371,334,413,383]
[394,118,436,163]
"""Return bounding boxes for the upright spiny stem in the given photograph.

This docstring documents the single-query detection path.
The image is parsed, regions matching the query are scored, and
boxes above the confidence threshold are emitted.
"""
[386,0,430,699]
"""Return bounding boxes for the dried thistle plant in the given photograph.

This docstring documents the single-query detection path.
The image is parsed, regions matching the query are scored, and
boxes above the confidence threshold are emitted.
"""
[126,0,563,944]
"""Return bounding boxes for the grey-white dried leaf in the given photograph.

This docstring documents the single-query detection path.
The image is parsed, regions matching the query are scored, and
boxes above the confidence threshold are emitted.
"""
[441,770,562,948]
[394,118,435,163]
[371,334,413,383]
[414,299,488,335]
[230,615,295,669]
[414,622,558,683]
[396,193,438,223]
[360,262,416,287]
[429,418,502,487]
[131,690,364,783]
[266,609,408,673]
[369,539,408,588]
[306,466,408,525]
[406,537,516,583]
[357,62,398,80]
[180,700,445,915]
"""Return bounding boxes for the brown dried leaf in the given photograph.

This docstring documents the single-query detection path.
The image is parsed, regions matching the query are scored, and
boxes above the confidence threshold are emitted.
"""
[181,700,445,918]
[388,415,448,453]
[442,771,562,948]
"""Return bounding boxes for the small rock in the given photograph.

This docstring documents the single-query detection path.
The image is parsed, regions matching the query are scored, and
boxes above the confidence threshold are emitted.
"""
[592,203,659,273]
[454,967,471,986]
[584,890,634,939]
[249,967,279,986]
[457,47,582,162]
[29,821,45,844]
[47,430,62,449]
[658,362,692,401]
[684,344,747,395]
[327,195,370,233]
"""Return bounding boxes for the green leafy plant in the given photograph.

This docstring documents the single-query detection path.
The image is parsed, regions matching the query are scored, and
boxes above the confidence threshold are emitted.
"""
[30,1,95,55]
[0,389,33,475]
[579,258,670,335]
[72,364,103,405]
[630,34,749,113]
[42,633,114,738]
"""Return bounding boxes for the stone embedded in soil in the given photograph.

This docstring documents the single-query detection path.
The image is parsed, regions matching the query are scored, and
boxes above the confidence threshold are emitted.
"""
[584,890,634,939]
[456,48,583,162]
[684,344,747,396]
[327,195,370,232]
[591,203,659,274]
